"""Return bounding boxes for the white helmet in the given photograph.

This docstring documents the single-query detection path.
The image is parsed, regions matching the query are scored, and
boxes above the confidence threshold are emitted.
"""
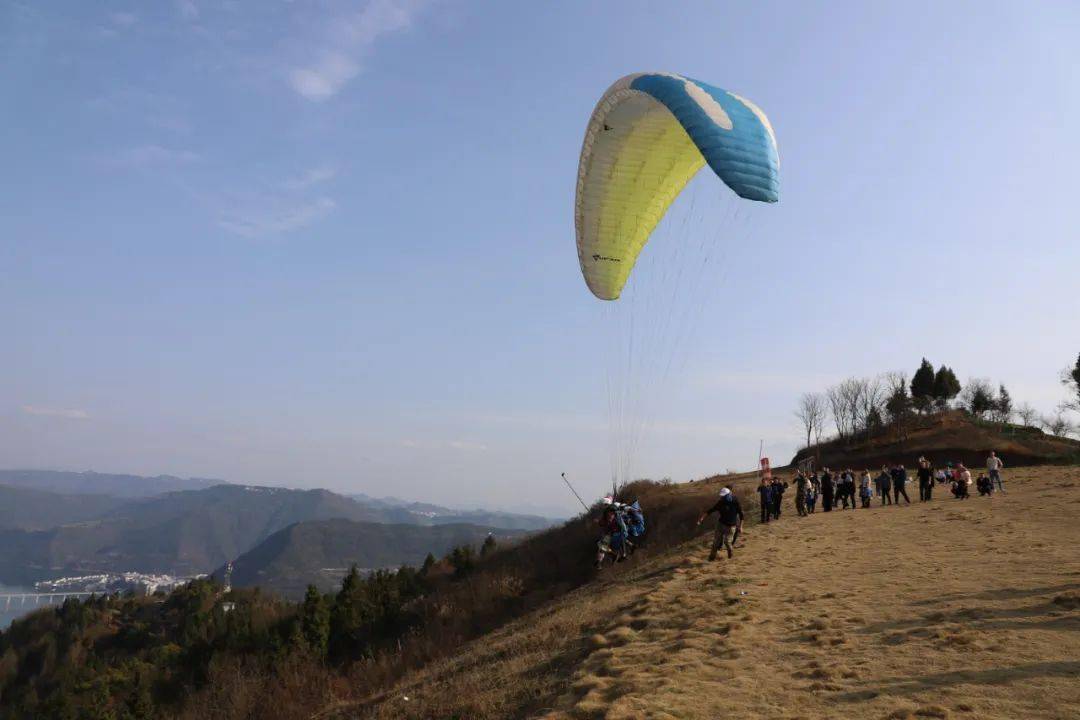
[719,487,731,497]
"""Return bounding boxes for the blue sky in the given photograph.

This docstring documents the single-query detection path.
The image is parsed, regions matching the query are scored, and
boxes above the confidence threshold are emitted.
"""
[2,1,1078,515]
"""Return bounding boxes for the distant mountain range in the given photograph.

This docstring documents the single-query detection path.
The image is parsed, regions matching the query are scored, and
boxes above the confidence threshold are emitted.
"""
[0,485,128,531]
[347,493,558,531]
[218,519,528,598]
[0,469,223,498]
[0,470,558,587]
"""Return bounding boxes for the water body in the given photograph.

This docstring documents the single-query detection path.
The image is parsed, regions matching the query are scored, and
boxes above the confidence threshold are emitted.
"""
[1,582,46,629]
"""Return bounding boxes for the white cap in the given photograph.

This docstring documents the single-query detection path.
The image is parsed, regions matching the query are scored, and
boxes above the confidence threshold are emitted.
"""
[719,487,731,497]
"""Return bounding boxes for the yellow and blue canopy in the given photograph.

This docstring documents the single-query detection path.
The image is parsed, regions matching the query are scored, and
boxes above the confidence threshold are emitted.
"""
[575,72,780,300]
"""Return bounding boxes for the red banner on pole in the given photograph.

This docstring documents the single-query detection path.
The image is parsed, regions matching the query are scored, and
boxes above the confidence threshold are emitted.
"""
[760,457,772,480]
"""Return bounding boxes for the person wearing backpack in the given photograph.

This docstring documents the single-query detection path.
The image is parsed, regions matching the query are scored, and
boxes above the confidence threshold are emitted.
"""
[697,487,745,560]
[794,471,810,517]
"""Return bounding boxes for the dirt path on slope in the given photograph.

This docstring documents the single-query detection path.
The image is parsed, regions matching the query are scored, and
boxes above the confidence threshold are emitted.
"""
[540,466,1080,720]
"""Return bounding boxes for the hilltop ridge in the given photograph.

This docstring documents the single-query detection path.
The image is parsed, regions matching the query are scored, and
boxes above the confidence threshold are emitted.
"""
[792,410,1080,470]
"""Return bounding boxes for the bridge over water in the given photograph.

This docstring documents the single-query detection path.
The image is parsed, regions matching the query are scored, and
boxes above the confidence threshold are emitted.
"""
[1,592,97,610]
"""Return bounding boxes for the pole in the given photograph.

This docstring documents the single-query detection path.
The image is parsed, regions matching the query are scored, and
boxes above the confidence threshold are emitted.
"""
[560,473,591,513]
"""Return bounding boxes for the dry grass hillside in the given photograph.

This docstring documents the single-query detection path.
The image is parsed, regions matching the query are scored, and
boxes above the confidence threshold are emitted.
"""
[341,465,1080,720]
[793,411,1080,470]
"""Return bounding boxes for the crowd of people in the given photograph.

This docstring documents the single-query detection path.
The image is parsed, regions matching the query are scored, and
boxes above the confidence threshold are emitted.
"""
[694,451,1008,562]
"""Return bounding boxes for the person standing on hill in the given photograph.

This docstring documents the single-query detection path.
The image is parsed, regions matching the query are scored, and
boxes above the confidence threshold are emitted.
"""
[987,451,1006,493]
[756,478,772,524]
[697,487,744,560]
[876,465,892,506]
[859,469,873,508]
[917,458,934,501]
[770,477,786,519]
[794,471,810,517]
[890,463,911,504]
[808,471,820,513]
[821,468,835,512]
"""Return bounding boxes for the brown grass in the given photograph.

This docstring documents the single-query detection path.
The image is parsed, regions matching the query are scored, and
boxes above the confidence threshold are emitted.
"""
[342,465,1080,720]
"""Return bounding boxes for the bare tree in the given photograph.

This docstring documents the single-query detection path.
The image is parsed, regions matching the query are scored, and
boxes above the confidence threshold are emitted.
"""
[1042,414,1076,438]
[826,384,851,439]
[856,376,887,437]
[1016,403,1038,427]
[795,392,828,449]
[827,378,865,440]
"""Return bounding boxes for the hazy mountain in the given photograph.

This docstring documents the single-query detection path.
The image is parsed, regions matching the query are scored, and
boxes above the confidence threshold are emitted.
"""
[219,518,527,598]
[0,485,127,530]
[348,494,560,530]
[0,469,224,498]
[0,484,431,584]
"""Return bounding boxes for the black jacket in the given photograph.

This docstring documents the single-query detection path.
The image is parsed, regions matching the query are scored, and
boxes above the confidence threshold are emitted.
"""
[704,495,744,526]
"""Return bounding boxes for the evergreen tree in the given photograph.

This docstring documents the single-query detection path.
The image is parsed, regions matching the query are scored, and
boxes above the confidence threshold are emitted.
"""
[995,384,1013,423]
[961,378,995,418]
[932,366,961,408]
[886,382,913,442]
[449,545,476,578]
[329,566,364,661]
[420,552,436,575]
[300,585,330,656]
[480,534,497,558]
[910,358,936,413]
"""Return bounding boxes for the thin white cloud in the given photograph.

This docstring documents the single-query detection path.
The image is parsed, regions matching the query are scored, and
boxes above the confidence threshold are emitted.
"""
[111,144,202,168]
[287,0,423,101]
[176,0,199,21]
[22,405,90,420]
[283,166,336,191]
[398,438,488,452]
[218,196,336,237]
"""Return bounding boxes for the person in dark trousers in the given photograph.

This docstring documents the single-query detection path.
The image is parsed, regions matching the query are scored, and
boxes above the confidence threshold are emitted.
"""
[821,468,834,512]
[697,487,744,560]
[859,469,873,508]
[770,478,786,519]
[794,471,810,517]
[876,465,892,505]
[987,451,1006,494]
[917,458,934,501]
[756,478,772,524]
[891,463,911,504]
[808,471,820,513]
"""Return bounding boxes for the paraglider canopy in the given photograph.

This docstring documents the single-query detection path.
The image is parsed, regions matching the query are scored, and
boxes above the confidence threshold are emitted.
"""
[574,72,780,301]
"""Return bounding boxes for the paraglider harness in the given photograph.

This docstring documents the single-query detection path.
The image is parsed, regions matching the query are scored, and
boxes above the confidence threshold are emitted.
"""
[596,496,646,568]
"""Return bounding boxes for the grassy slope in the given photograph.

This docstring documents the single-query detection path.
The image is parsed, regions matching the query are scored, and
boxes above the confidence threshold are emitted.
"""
[347,465,1080,720]
[792,411,1080,470]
